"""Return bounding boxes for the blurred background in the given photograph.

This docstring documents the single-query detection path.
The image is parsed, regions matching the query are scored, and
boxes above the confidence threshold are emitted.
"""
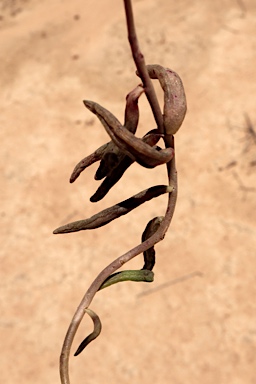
[1,0,256,383]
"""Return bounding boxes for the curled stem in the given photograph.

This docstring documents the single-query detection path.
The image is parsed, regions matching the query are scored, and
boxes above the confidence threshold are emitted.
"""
[59,148,177,384]
[73,308,102,357]
[74,269,154,357]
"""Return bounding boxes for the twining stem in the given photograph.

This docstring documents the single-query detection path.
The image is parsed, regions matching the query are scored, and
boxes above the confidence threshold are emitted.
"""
[59,2,181,384]
[123,0,164,133]
[73,308,102,356]
[60,151,177,384]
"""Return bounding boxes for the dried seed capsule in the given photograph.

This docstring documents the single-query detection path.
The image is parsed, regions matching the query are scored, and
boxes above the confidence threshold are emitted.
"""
[70,85,144,184]
[124,84,144,133]
[84,100,174,168]
[91,129,162,202]
[53,185,171,234]
[70,142,109,183]
[137,64,187,135]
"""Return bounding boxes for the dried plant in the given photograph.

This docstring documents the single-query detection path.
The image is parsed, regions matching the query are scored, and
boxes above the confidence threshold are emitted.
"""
[53,1,187,383]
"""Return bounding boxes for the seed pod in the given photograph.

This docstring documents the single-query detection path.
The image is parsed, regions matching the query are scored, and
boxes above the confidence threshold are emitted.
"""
[53,185,171,234]
[124,84,144,133]
[90,129,162,202]
[70,85,144,184]
[69,142,109,183]
[137,64,187,135]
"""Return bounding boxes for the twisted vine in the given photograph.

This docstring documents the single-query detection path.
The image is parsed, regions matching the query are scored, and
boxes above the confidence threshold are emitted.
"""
[53,1,187,383]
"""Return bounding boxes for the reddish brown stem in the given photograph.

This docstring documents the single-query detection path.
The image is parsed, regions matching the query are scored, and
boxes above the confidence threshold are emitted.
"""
[59,2,180,383]
[60,149,177,384]
[123,0,164,133]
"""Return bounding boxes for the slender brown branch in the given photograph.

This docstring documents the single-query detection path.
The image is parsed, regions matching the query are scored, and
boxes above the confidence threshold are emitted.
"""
[123,0,164,133]
[58,1,185,383]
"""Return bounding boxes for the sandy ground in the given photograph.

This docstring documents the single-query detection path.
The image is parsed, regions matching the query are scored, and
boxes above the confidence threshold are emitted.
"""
[1,0,256,383]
